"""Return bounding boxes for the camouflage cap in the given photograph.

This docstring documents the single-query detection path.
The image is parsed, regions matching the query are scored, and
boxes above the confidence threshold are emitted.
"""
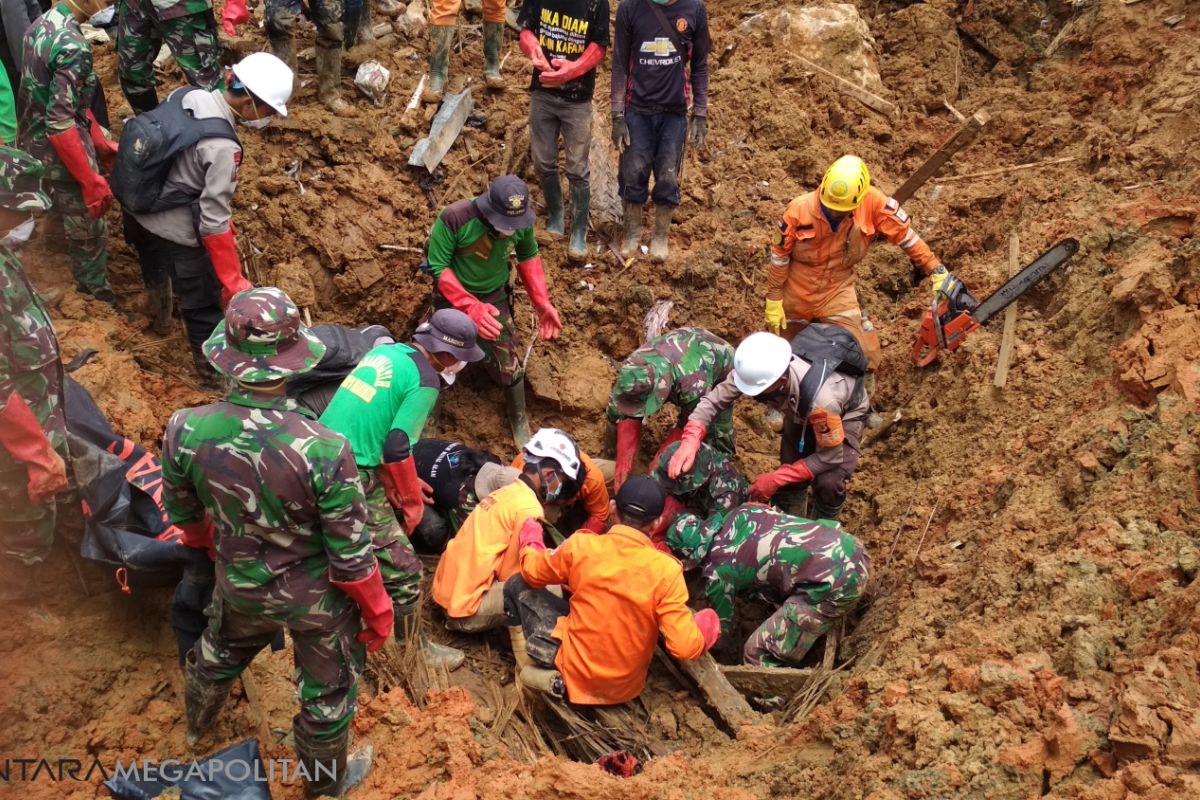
[203,287,327,382]
[665,512,717,571]
[650,440,714,496]
[612,355,670,418]
[0,146,51,213]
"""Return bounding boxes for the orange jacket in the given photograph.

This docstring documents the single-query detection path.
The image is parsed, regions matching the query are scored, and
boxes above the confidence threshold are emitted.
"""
[432,479,543,618]
[511,450,610,523]
[519,525,707,705]
[767,188,940,318]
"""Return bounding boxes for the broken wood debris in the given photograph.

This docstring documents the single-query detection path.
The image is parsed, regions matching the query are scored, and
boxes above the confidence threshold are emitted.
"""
[409,88,474,173]
[673,652,761,730]
[720,664,814,698]
[892,109,990,204]
[933,155,1080,184]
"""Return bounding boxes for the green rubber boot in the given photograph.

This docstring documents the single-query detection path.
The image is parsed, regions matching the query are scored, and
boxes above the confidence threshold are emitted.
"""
[567,181,590,260]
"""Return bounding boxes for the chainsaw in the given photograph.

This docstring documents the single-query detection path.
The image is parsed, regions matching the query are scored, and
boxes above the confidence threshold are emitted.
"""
[911,237,1079,366]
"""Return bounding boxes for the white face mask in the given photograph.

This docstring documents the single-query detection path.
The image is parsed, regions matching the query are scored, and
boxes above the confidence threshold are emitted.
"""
[2,217,36,247]
[238,116,272,130]
[439,360,467,385]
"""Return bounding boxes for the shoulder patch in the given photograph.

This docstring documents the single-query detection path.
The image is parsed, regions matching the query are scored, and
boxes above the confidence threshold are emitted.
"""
[438,198,479,232]
[884,196,910,223]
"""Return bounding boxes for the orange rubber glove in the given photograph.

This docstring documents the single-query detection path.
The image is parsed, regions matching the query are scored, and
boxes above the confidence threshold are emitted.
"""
[666,421,706,479]
[693,609,720,651]
[333,564,395,652]
[748,461,814,502]
[378,456,431,533]
[538,43,606,88]
[437,269,503,340]
[86,111,118,174]
[0,391,68,504]
[518,517,546,552]
[516,256,562,340]
[222,0,249,35]
[47,127,112,218]
[518,29,551,71]
[200,229,253,306]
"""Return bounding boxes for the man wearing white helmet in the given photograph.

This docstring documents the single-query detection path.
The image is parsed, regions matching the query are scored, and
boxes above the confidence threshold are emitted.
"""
[668,325,870,521]
[431,427,583,633]
[122,52,293,390]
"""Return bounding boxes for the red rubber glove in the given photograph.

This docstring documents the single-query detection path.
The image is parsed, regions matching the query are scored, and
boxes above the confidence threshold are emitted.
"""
[748,461,815,502]
[516,256,562,340]
[666,421,706,479]
[612,418,642,492]
[378,456,431,533]
[177,516,215,551]
[86,111,118,174]
[221,0,249,36]
[648,494,684,552]
[518,29,551,71]
[0,390,68,504]
[538,44,606,88]
[693,609,720,651]
[200,229,252,306]
[47,127,112,219]
[580,515,606,534]
[333,564,395,652]
[437,269,503,340]
[518,517,546,552]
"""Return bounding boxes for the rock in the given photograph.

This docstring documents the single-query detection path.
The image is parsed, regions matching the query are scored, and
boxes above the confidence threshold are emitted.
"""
[525,349,615,413]
[396,1,427,38]
[1109,683,1168,763]
[1165,711,1200,765]
[977,661,1035,708]
[267,261,317,307]
[744,4,885,95]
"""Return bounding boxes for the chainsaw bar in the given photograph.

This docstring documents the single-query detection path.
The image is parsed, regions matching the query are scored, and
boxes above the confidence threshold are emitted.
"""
[971,238,1079,326]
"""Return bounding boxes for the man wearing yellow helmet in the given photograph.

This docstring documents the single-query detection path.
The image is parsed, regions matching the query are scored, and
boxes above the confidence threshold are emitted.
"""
[763,155,968,369]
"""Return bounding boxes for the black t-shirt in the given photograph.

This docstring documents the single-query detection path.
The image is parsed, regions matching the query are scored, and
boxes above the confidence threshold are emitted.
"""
[518,0,611,103]
[413,439,500,511]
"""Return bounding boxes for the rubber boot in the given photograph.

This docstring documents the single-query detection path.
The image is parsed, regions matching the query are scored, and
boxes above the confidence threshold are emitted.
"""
[354,0,375,47]
[539,175,564,237]
[567,181,590,261]
[619,200,642,259]
[811,496,844,522]
[482,21,505,89]
[184,651,233,747]
[342,0,363,50]
[505,381,531,448]
[293,722,373,799]
[649,204,674,263]
[268,32,296,71]
[125,88,159,114]
[774,484,809,518]
[190,349,223,394]
[519,665,565,699]
[145,279,172,335]
[509,626,532,672]
[394,601,466,670]
[422,25,454,102]
[317,46,356,117]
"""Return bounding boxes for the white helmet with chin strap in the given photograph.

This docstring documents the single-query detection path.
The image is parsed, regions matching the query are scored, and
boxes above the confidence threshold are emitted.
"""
[733,332,793,396]
[523,428,582,480]
[230,52,294,117]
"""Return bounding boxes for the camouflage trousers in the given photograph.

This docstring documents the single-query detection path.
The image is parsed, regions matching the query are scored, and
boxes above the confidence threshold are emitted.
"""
[194,589,365,739]
[117,0,223,104]
[0,363,69,565]
[430,286,523,387]
[743,553,869,667]
[363,467,423,606]
[47,178,108,291]
[266,0,343,50]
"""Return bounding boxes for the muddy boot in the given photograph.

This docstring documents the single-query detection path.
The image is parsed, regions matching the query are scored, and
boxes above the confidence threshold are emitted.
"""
[354,0,375,47]
[649,204,673,263]
[145,279,172,335]
[482,21,505,89]
[619,200,642,259]
[540,174,564,237]
[774,485,809,518]
[811,496,844,522]
[505,381,531,448]
[519,665,565,699]
[567,181,590,261]
[317,46,356,117]
[343,0,363,49]
[508,626,532,672]
[184,651,233,747]
[84,283,121,309]
[422,24,454,102]
[394,601,466,670]
[268,32,296,71]
[190,349,224,394]
[294,722,373,799]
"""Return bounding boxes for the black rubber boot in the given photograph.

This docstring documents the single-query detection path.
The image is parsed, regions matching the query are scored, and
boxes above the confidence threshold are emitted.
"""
[619,200,642,259]
[505,381,531,448]
[394,601,465,670]
[567,181,590,261]
[774,485,809,518]
[184,651,233,747]
[811,497,844,522]
[146,279,172,335]
[540,174,564,237]
[293,722,373,799]
[343,1,364,49]
[190,349,224,394]
[125,88,159,114]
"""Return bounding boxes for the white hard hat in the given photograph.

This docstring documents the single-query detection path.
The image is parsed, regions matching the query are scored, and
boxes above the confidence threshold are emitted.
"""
[230,52,293,117]
[523,428,582,480]
[733,332,793,396]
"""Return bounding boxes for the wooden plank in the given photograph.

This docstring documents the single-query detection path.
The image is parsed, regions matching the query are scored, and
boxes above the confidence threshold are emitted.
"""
[933,155,1079,184]
[892,110,990,205]
[720,665,815,698]
[785,53,897,118]
[993,233,1020,388]
[409,88,474,173]
[674,653,760,729]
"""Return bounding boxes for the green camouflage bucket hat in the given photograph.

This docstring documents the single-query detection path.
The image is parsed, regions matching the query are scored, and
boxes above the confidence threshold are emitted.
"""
[612,353,670,418]
[0,146,51,212]
[203,287,326,381]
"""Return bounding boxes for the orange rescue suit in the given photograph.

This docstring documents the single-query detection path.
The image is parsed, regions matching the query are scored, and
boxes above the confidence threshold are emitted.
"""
[519,525,707,705]
[432,479,543,618]
[511,450,610,524]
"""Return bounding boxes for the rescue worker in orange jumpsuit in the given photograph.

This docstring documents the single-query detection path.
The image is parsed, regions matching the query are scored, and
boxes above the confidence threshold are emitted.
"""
[763,155,973,370]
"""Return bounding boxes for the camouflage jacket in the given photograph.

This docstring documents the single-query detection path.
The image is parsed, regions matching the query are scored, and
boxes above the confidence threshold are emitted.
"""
[684,503,870,636]
[0,245,58,396]
[607,328,736,451]
[162,387,376,616]
[652,439,748,546]
[16,3,99,181]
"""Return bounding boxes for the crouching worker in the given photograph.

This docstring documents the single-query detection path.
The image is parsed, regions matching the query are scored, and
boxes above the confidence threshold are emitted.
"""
[511,427,614,534]
[667,503,869,667]
[161,289,390,798]
[504,476,720,702]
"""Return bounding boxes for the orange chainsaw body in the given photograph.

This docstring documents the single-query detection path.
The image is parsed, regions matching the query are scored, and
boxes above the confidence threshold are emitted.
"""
[911,306,982,367]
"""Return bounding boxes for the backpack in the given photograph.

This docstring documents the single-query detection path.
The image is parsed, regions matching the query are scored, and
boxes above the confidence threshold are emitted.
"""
[110,89,239,214]
[790,323,868,377]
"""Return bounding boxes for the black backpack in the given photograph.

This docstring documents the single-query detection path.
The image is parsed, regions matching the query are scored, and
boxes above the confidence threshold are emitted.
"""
[789,323,869,422]
[111,88,239,214]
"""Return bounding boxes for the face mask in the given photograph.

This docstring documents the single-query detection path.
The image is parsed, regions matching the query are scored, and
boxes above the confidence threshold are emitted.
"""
[540,467,564,503]
[234,102,273,130]
[651,0,671,5]
[439,360,467,386]
[2,217,36,247]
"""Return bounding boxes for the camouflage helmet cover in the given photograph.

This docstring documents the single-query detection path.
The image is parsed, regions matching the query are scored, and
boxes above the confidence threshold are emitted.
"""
[203,287,327,381]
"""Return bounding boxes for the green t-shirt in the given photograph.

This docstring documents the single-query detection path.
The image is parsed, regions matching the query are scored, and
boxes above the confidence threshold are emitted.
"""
[0,67,16,145]
[426,198,538,295]
[319,343,441,468]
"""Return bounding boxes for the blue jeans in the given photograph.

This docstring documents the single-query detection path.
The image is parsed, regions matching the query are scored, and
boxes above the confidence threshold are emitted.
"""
[618,108,687,208]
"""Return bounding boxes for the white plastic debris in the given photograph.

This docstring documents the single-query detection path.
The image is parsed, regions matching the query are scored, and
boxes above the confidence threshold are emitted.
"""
[640,245,649,255]
[355,61,391,106]
[582,263,596,270]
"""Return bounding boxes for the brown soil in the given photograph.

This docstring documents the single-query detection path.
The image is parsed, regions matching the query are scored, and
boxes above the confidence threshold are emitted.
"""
[2,0,1200,796]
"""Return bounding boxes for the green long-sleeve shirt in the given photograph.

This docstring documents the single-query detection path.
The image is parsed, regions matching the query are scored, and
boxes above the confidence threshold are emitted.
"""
[426,198,538,295]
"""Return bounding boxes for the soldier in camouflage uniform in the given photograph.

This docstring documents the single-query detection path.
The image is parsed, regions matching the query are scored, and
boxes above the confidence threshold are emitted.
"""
[667,502,869,667]
[116,0,223,113]
[17,0,118,301]
[606,327,736,490]
[649,439,748,552]
[0,146,71,566]
[162,288,390,798]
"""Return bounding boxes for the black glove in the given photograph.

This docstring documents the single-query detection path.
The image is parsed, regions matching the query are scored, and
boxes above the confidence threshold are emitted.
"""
[612,114,630,152]
[688,113,707,148]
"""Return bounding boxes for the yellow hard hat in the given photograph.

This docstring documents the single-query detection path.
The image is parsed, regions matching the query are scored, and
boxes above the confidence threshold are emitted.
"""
[819,155,871,212]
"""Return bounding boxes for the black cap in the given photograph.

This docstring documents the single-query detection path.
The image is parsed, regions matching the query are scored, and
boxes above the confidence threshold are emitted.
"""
[615,476,666,522]
[474,175,535,232]
[413,309,485,362]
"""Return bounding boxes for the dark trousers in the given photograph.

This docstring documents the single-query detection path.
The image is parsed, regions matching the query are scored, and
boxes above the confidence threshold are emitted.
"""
[503,574,569,669]
[123,214,223,358]
[618,108,687,208]
[529,91,593,188]
[779,416,861,513]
